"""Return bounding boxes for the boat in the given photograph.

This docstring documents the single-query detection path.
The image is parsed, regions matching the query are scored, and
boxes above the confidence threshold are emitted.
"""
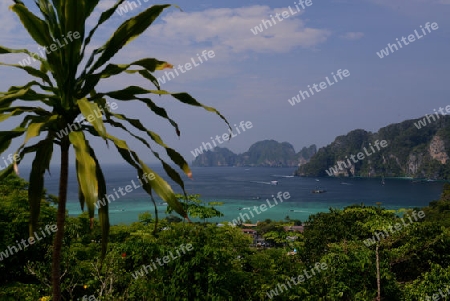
[312,187,326,193]
[381,176,385,185]
[270,180,278,185]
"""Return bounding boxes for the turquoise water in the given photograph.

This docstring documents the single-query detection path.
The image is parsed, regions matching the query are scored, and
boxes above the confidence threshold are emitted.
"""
[31,165,444,225]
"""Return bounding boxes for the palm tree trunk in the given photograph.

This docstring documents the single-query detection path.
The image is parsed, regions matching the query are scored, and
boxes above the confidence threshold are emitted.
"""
[52,137,70,301]
[376,244,381,301]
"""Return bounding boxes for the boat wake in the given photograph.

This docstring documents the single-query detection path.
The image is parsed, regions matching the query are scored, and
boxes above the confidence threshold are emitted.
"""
[251,181,279,185]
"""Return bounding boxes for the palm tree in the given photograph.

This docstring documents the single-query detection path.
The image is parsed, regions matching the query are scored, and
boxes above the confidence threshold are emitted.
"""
[0,1,228,299]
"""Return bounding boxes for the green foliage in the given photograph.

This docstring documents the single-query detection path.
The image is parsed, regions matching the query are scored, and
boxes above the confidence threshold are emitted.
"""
[403,263,450,300]
[1,1,229,298]
[138,211,153,225]
[167,194,224,222]
[2,176,450,299]
[0,174,56,285]
[302,205,396,261]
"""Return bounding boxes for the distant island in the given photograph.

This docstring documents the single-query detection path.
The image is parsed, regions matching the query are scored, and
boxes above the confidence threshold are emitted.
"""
[193,115,450,180]
[296,115,450,179]
[191,140,316,167]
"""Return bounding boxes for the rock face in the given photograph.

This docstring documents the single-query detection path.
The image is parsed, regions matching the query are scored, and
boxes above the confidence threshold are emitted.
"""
[191,147,237,167]
[429,135,449,164]
[192,140,317,167]
[296,116,450,179]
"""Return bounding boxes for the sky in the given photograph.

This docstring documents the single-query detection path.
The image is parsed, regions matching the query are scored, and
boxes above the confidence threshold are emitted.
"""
[0,0,449,168]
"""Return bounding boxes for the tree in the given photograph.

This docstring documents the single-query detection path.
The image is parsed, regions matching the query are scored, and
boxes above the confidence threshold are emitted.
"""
[167,194,224,223]
[0,1,228,299]
[0,174,56,290]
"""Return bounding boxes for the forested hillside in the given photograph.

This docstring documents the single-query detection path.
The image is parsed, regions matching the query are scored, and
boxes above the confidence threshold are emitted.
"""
[296,115,450,179]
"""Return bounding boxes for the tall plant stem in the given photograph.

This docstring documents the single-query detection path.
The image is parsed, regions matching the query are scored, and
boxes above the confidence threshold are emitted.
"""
[52,137,70,300]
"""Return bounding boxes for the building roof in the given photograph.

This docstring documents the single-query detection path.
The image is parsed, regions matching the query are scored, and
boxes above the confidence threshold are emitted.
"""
[283,225,304,233]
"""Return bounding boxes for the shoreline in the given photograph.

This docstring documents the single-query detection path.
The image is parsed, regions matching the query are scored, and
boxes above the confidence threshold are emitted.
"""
[298,175,448,182]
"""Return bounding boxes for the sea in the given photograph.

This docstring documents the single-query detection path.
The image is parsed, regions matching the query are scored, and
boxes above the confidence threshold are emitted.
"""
[19,164,445,225]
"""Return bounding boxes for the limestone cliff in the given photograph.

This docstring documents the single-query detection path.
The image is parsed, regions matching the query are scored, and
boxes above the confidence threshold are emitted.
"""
[192,141,316,167]
[296,116,450,179]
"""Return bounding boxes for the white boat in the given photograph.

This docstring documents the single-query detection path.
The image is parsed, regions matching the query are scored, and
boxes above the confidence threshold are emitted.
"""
[270,180,278,185]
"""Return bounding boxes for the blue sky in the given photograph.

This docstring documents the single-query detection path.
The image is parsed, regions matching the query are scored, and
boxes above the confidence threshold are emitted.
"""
[0,0,449,167]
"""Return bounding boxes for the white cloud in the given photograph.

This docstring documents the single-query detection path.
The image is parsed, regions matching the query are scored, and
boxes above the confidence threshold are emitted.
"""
[0,1,21,46]
[340,32,364,40]
[145,6,330,54]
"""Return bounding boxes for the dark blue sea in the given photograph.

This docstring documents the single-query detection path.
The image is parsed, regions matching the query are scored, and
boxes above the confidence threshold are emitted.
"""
[20,164,445,225]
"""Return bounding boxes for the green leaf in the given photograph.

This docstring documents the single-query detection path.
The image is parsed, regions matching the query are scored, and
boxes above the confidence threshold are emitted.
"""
[0,45,51,71]
[171,93,231,131]
[89,145,109,259]
[69,131,98,218]
[91,88,181,136]
[64,1,85,80]
[11,3,52,46]
[95,86,230,136]
[23,122,46,145]
[0,129,27,154]
[79,59,170,97]
[88,5,171,73]
[28,137,53,236]
[0,86,47,107]
[0,63,53,87]
[104,133,188,219]
[80,0,126,69]
[109,111,190,178]
[77,98,107,137]
[84,0,101,20]
[104,116,188,198]
[138,159,187,219]
[35,0,60,38]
